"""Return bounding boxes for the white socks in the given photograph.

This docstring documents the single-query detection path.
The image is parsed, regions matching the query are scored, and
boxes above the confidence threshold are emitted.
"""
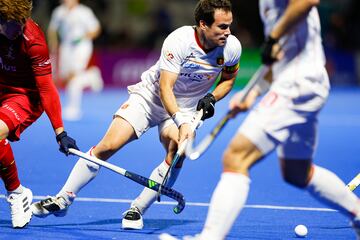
[132,160,181,214]
[198,166,360,239]
[200,172,250,240]
[308,165,360,218]
[58,148,100,203]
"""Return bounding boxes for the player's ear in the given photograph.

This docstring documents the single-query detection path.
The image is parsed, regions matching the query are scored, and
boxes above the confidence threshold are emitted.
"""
[199,20,208,30]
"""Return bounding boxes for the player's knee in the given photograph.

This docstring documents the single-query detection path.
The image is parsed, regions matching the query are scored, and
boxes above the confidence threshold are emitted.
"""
[222,147,244,172]
[94,141,119,160]
[281,160,312,188]
[282,173,308,188]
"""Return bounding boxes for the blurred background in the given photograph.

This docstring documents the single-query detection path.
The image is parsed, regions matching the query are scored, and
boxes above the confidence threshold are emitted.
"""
[31,0,360,88]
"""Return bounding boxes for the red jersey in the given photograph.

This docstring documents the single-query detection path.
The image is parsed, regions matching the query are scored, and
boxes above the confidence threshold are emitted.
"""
[0,19,63,129]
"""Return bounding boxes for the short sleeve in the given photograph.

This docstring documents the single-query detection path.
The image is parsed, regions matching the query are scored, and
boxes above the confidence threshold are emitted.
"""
[223,36,242,74]
[83,8,100,32]
[159,31,186,74]
[48,7,62,31]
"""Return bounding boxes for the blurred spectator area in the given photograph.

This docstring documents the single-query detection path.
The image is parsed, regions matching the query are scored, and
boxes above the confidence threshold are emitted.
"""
[32,0,360,87]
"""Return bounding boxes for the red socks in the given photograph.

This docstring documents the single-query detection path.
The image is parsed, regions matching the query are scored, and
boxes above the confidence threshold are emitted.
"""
[0,139,20,191]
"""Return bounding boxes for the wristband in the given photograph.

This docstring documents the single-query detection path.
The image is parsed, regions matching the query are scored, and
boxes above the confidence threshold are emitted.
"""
[172,112,189,128]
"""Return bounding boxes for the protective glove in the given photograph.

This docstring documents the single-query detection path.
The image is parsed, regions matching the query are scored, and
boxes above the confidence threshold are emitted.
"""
[56,131,79,156]
[260,36,279,65]
[196,93,216,120]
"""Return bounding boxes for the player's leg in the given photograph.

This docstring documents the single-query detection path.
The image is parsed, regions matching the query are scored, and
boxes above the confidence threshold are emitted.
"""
[32,94,148,218]
[0,96,43,228]
[279,121,360,236]
[84,66,104,93]
[62,44,92,121]
[283,161,360,237]
[64,66,103,120]
[122,121,183,229]
[193,91,292,239]
[32,115,137,217]
[283,159,360,215]
[195,132,263,240]
[0,138,33,228]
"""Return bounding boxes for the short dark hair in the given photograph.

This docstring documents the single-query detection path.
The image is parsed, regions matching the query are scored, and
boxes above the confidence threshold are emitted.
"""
[194,0,232,26]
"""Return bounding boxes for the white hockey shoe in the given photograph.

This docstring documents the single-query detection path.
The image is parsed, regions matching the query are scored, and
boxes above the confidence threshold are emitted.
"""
[122,206,144,230]
[7,187,33,228]
[31,195,72,218]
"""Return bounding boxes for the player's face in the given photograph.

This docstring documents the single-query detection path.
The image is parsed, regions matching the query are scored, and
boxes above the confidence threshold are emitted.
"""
[0,19,24,40]
[62,0,79,8]
[203,9,232,48]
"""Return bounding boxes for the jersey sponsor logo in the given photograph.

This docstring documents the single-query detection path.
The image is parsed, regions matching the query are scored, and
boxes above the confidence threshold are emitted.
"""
[2,104,20,121]
[182,62,200,70]
[179,72,215,82]
[0,57,16,72]
[165,50,174,61]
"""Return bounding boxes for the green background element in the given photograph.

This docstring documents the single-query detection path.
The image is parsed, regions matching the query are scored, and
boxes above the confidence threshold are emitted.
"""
[234,49,262,88]
[213,48,261,90]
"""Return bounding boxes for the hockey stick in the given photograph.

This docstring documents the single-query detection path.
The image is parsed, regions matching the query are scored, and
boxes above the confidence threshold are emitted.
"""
[157,110,204,202]
[347,173,360,191]
[68,148,185,214]
[185,65,270,160]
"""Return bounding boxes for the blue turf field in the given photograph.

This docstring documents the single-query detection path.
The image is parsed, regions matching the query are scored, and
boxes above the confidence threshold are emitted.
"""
[1,87,360,239]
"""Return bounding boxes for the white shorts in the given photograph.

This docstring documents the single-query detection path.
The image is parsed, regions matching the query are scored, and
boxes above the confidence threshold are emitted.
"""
[239,90,324,159]
[114,93,195,138]
[59,42,93,78]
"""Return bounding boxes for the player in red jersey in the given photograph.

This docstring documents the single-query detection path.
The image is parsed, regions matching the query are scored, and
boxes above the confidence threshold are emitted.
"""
[0,0,78,228]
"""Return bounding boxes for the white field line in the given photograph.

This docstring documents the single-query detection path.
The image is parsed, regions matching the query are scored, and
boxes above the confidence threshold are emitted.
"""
[0,195,336,212]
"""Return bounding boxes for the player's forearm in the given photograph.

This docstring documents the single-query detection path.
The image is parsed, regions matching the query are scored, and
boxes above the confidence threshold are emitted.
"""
[212,76,236,101]
[270,0,320,39]
[159,70,180,116]
[55,127,65,135]
[86,26,101,40]
[160,85,179,116]
[35,74,64,130]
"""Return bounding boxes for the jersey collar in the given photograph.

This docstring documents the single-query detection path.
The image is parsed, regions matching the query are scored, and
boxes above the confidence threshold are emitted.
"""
[194,27,214,54]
